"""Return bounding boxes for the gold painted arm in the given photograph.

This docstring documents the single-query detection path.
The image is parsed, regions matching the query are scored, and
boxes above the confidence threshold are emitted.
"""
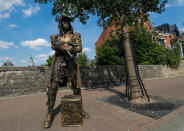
[50,34,67,53]
[50,34,61,51]
[73,33,82,53]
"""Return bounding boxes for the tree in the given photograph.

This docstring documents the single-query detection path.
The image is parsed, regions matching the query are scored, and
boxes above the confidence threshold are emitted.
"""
[98,26,181,69]
[35,0,168,100]
[77,52,90,66]
[47,55,54,67]
[96,44,124,65]
[89,59,96,67]
[47,53,91,66]
[96,33,124,65]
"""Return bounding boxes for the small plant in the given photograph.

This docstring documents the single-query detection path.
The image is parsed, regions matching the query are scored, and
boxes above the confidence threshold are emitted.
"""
[77,52,90,66]
[47,55,54,67]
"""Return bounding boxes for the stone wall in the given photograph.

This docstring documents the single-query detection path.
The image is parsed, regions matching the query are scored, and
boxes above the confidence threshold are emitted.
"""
[138,65,164,79]
[0,66,50,97]
[80,65,126,88]
[0,65,176,97]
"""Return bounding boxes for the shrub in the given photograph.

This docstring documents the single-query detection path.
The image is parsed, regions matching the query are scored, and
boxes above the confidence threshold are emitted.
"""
[96,34,124,65]
[96,27,181,69]
[77,52,90,66]
[47,55,54,67]
[132,28,181,69]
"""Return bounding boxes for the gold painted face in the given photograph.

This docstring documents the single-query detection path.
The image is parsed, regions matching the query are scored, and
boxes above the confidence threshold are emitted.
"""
[61,20,70,30]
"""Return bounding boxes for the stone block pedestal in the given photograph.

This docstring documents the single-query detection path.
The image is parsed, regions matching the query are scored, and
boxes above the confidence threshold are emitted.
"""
[61,95,83,127]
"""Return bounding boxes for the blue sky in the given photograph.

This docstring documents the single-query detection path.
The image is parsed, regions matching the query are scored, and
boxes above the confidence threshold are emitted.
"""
[0,0,184,66]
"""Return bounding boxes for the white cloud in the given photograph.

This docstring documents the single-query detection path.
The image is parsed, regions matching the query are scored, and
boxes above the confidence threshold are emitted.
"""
[48,51,55,56]
[36,54,48,58]
[0,0,24,12]
[82,48,91,53]
[179,28,184,33]
[21,38,50,50]
[0,40,14,49]
[166,0,184,7]
[20,59,28,63]
[15,45,19,48]
[35,54,48,62]
[0,57,13,61]
[175,0,184,6]
[165,4,171,8]
[9,24,18,28]
[0,13,10,20]
[33,52,55,65]
[0,0,25,20]
[22,5,40,17]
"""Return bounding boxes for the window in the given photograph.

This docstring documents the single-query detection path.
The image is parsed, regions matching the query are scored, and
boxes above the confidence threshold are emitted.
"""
[171,44,174,50]
[158,39,165,47]
[168,44,172,49]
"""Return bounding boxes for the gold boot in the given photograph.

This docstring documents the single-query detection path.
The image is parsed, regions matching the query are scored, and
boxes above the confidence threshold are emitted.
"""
[43,113,53,128]
[82,110,89,119]
[43,86,57,128]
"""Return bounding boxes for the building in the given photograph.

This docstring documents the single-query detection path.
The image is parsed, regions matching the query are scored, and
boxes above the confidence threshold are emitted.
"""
[28,55,34,67]
[95,22,120,49]
[95,19,184,58]
[155,23,179,49]
[95,18,154,50]
[2,61,14,67]
[178,36,184,58]
[155,23,184,58]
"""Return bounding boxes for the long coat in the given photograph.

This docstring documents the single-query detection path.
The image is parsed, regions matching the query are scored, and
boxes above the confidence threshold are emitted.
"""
[48,32,82,89]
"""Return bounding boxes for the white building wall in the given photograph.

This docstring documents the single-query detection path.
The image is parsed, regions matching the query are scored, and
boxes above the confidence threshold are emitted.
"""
[179,42,184,58]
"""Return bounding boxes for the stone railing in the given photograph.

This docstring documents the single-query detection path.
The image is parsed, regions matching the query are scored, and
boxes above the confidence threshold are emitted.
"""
[0,66,50,97]
[0,64,181,97]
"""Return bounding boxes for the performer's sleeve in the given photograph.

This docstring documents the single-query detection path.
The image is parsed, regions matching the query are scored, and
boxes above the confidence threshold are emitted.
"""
[50,34,60,51]
[50,34,66,52]
[73,33,82,53]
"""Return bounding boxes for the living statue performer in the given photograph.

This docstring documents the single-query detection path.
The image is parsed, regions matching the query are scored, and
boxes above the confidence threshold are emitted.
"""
[43,14,89,128]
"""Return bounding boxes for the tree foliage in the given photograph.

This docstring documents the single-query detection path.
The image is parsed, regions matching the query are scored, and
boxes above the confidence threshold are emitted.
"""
[36,0,168,66]
[97,27,181,69]
[77,52,90,66]
[89,59,96,67]
[47,55,54,67]
[181,39,184,47]
[35,0,168,99]
[96,33,124,65]
[132,28,181,69]
[46,53,90,66]
[35,0,168,26]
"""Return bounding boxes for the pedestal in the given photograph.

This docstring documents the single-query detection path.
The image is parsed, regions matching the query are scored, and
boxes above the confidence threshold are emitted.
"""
[61,95,83,126]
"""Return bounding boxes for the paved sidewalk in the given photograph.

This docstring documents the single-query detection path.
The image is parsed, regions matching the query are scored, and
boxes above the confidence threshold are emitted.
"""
[0,76,184,131]
[157,112,184,131]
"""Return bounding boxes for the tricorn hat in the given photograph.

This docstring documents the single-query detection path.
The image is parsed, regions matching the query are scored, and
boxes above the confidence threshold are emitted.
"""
[58,14,72,22]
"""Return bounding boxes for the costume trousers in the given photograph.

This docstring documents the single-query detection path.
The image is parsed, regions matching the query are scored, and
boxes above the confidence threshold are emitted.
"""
[46,82,81,115]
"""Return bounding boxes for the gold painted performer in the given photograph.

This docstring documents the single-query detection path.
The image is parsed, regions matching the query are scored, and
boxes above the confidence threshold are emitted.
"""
[43,14,89,128]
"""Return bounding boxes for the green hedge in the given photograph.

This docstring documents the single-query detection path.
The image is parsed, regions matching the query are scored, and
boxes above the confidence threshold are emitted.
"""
[96,27,181,69]
[96,34,124,65]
